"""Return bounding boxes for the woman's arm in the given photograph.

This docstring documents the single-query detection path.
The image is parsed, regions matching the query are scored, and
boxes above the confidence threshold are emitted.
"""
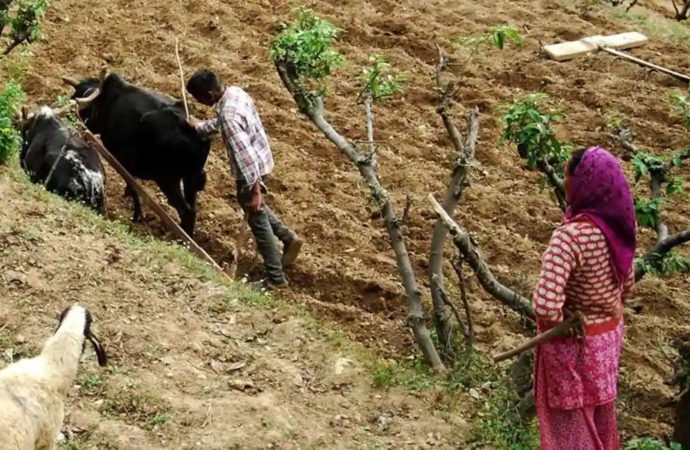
[533,227,579,326]
[622,268,635,301]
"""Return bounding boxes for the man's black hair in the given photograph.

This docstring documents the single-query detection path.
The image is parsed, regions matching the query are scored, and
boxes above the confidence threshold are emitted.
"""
[186,69,221,97]
[568,149,587,176]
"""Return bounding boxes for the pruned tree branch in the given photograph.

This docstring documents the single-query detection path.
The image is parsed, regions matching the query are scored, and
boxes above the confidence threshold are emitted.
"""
[453,255,474,348]
[428,46,481,362]
[672,0,690,20]
[400,194,413,227]
[616,127,639,156]
[439,286,465,336]
[363,93,379,169]
[637,229,690,280]
[274,58,445,371]
[615,129,690,280]
[428,194,536,321]
[626,0,639,12]
[436,280,466,358]
[536,158,566,211]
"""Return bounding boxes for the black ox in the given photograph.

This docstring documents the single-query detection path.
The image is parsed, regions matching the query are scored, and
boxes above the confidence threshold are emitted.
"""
[63,72,211,236]
[20,106,106,212]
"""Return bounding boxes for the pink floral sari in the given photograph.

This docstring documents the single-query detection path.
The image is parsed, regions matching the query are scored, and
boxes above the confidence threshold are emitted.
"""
[535,322,624,450]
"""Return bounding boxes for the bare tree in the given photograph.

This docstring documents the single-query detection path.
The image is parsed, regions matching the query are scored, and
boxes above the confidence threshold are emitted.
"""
[428,47,480,362]
[452,255,475,348]
[428,194,535,321]
[274,64,445,370]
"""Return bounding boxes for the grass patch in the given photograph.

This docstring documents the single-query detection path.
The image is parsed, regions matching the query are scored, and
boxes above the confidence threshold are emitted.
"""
[610,7,690,46]
[446,352,539,449]
[371,357,435,391]
[469,378,539,449]
[102,385,172,430]
[4,164,273,310]
[81,374,104,391]
[365,347,538,449]
[145,412,171,431]
[624,438,681,449]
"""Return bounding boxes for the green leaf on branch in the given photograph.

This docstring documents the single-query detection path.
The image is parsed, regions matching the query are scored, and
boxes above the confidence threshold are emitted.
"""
[11,0,48,43]
[670,89,690,130]
[359,56,404,101]
[499,93,570,181]
[634,197,663,230]
[55,94,81,129]
[489,25,524,49]
[638,252,690,276]
[270,7,344,95]
[667,175,684,196]
[0,80,25,165]
[454,24,522,67]
[630,152,664,182]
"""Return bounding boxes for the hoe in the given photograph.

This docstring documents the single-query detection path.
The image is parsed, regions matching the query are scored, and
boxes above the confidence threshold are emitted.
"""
[543,31,690,84]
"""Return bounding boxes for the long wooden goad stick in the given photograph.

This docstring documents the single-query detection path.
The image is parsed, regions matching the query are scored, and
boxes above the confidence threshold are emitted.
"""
[173,37,250,266]
[492,313,584,363]
[175,37,190,119]
[81,127,225,275]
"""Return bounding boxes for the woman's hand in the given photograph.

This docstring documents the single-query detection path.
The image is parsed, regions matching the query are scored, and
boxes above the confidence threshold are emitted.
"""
[563,309,585,339]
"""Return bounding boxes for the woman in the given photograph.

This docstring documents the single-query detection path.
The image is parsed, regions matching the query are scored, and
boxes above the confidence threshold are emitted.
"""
[533,147,637,449]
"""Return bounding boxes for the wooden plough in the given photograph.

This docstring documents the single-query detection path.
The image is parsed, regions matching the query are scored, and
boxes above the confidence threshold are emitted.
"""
[80,129,233,277]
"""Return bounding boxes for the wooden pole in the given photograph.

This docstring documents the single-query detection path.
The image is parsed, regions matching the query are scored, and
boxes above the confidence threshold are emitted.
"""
[175,37,190,118]
[80,129,225,274]
[492,313,584,363]
[600,46,690,84]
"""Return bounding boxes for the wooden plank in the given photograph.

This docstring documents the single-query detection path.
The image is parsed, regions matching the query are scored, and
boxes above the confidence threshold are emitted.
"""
[599,31,648,50]
[80,129,228,275]
[543,35,603,61]
[544,31,648,61]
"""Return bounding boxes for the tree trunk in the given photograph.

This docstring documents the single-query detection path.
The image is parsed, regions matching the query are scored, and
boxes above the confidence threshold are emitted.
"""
[636,229,690,280]
[673,389,690,446]
[429,108,479,363]
[274,59,445,371]
[428,194,536,321]
[536,159,566,211]
[649,174,669,242]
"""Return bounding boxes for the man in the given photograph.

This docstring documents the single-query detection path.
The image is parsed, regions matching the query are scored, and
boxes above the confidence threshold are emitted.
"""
[185,69,301,290]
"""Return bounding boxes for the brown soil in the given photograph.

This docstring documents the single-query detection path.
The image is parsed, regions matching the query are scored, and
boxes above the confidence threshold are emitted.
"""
[0,171,470,448]
[9,0,690,443]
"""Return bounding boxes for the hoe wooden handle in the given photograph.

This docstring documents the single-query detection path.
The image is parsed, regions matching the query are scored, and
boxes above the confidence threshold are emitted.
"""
[600,46,690,84]
[492,312,585,363]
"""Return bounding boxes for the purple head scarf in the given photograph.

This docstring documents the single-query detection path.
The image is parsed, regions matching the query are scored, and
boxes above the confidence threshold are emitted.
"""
[564,147,637,285]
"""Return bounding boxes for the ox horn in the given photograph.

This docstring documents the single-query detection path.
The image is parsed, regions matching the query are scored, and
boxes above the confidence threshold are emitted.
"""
[74,88,101,108]
[61,76,79,87]
[73,67,109,108]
